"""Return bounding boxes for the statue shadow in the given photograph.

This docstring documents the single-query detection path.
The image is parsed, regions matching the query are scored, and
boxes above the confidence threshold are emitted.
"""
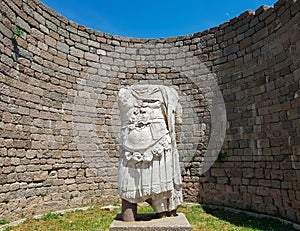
[114,213,155,221]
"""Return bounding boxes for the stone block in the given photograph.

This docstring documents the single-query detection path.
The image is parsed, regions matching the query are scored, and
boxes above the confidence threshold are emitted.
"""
[291,0,300,16]
[109,213,191,231]
[75,42,89,51]
[1,1,15,19]
[84,52,99,62]
[58,28,69,38]
[0,22,13,38]
[31,28,44,42]
[76,28,88,37]
[16,16,30,33]
[223,44,239,56]
[70,47,84,58]
[57,42,70,53]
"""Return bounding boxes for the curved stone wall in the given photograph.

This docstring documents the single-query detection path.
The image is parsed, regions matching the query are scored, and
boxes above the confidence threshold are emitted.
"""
[0,0,299,223]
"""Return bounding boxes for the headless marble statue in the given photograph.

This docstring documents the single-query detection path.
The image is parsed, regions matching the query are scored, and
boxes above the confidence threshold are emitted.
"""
[118,85,183,221]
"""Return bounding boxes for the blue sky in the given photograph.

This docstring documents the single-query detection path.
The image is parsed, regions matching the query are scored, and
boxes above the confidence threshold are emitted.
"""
[40,0,278,38]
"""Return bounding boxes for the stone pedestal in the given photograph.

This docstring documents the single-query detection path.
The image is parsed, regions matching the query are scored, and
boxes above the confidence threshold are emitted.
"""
[109,213,192,231]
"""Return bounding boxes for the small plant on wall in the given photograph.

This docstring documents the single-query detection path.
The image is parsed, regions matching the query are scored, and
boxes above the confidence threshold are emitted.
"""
[11,28,25,61]
[12,28,24,40]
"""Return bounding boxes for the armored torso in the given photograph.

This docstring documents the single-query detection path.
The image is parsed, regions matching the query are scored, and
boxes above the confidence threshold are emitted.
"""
[119,85,169,153]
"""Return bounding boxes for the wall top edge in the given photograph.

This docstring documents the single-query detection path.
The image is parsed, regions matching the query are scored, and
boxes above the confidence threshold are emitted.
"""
[28,0,288,42]
[11,0,300,43]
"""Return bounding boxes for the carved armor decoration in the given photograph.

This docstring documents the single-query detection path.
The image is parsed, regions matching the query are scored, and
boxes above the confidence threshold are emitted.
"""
[118,85,183,219]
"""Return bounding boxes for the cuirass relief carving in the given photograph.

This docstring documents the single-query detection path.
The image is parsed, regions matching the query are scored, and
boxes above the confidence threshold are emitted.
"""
[123,100,168,151]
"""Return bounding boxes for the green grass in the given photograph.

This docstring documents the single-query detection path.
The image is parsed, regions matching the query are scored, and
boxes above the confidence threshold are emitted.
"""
[39,213,62,221]
[3,204,296,231]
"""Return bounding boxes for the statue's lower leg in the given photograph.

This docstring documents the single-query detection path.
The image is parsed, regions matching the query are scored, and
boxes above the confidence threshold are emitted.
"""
[122,199,137,222]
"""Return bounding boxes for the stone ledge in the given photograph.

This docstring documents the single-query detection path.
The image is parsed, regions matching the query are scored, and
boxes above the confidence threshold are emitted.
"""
[109,213,191,231]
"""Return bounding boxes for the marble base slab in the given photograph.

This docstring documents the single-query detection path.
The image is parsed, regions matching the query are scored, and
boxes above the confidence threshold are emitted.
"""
[109,213,192,231]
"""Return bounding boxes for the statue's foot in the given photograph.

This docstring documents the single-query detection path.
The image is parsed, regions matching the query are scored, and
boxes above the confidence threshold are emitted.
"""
[167,210,177,217]
[156,212,167,218]
[122,199,137,222]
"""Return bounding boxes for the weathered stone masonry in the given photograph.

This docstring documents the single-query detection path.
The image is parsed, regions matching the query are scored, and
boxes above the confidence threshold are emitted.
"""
[0,0,299,223]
